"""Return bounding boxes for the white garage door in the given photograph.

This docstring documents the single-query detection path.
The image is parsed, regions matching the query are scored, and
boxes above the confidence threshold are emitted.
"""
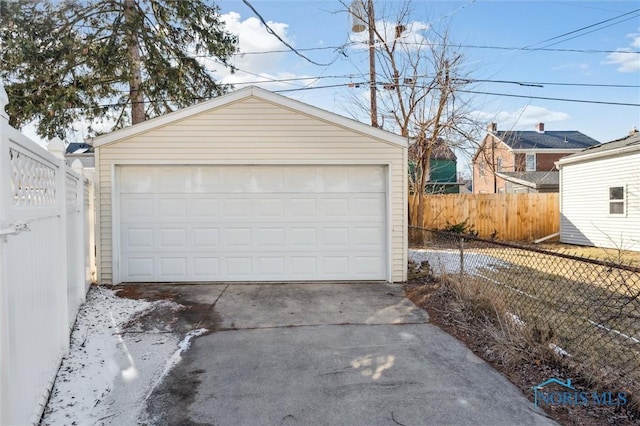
[118,165,387,282]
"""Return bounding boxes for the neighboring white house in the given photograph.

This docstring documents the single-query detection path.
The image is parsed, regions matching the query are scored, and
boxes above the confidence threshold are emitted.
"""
[557,130,640,251]
[92,86,408,284]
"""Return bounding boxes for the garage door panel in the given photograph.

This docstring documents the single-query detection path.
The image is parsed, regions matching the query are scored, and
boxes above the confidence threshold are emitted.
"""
[257,257,285,275]
[254,168,284,192]
[159,228,187,248]
[354,227,386,247]
[226,257,252,276]
[257,198,285,216]
[284,168,319,192]
[193,228,220,247]
[353,167,386,192]
[223,169,253,192]
[289,198,318,217]
[191,167,221,193]
[354,196,386,217]
[322,256,349,275]
[125,228,154,249]
[290,256,317,276]
[354,255,385,275]
[126,257,155,279]
[193,257,220,277]
[225,228,252,247]
[322,198,349,217]
[160,257,187,277]
[118,165,387,282]
[257,228,286,247]
[225,198,252,216]
[322,167,350,192]
[158,198,188,218]
[159,168,190,192]
[320,227,349,248]
[120,168,153,193]
[290,228,317,247]
[191,198,220,217]
[121,196,154,220]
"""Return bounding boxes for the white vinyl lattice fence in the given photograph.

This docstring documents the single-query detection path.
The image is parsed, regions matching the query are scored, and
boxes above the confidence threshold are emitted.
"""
[0,86,95,425]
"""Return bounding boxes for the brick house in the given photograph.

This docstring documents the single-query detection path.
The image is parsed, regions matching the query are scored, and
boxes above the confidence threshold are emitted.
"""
[472,122,599,193]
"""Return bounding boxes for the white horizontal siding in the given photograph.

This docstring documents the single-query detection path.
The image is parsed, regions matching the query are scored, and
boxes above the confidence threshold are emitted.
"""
[560,151,640,251]
[96,97,407,283]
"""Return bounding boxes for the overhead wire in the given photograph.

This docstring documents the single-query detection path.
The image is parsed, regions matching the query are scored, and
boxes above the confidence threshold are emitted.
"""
[240,0,340,67]
[220,43,638,57]
[521,7,640,49]
[537,14,640,50]
[271,83,639,107]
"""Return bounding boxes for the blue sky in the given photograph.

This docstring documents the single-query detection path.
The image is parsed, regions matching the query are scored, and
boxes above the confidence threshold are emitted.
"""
[212,0,640,169]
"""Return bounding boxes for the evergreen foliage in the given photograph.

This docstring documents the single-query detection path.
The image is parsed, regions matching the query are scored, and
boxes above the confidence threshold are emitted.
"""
[0,0,237,138]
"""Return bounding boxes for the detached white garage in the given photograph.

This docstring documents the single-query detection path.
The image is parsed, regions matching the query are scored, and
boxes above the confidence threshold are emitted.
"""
[94,87,408,284]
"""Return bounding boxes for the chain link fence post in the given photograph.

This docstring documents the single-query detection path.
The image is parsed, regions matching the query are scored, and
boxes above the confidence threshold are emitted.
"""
[459,236,464,280]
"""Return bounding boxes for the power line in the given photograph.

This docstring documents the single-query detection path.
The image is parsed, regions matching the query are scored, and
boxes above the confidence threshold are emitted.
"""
[456,79,640,89]
[227,43,638,57]
[10,84,637,110]
[537,14,640,50]
[273,83,354,93]
[232,45,349,55]
[240,0,338,67]
[229,72,640,90]
[272,83,640,107]
[458,44,638,55]
[457,89,640,107]
[522,7,640,49]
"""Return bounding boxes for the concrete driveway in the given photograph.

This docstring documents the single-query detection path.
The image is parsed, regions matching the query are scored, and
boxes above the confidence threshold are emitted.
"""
[134,283,555,426]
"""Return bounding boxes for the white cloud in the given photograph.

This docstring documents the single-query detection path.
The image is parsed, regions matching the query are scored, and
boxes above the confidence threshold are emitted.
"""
[471,105,571,130]
[205,11,313,91]
[605,31,640,73]
[551,63,590,72]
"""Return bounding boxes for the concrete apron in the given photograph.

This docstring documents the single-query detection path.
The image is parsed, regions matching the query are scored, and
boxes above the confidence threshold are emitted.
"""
[138,283,555,426]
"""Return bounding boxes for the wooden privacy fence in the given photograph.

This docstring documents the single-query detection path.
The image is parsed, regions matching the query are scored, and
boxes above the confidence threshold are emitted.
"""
[409,193,560,241]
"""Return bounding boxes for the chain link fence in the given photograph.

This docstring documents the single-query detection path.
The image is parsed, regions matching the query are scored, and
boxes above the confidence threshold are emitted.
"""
[409,226,640,404]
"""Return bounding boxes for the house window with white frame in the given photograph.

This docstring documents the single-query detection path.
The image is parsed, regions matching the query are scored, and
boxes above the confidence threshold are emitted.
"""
[609,186,625,215]
[496,157,503,172]
[525,153,536,171]
[479,162,485,177]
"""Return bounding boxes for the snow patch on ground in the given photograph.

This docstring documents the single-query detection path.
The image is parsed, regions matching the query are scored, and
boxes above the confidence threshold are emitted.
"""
[409,249,508,276]
[144,328,208,402]
[40,287,184,426]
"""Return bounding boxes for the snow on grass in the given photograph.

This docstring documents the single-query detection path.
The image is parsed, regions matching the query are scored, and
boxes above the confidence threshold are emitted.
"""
[40,286,183,426]
[409,249,508,276]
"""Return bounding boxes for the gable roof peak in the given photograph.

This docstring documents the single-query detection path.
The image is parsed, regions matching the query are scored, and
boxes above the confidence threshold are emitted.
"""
[92,85,408,148]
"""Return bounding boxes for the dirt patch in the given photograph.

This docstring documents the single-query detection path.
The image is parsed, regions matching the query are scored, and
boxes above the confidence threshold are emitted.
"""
[106,284,222,336]
[404,277,640,426]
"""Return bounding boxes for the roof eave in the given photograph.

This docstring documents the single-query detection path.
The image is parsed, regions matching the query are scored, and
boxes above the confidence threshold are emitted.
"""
[558,143,640,166]
[511,148,583,154]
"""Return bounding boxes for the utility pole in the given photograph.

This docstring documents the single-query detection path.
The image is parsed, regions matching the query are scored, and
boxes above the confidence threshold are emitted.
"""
[351,0,378,128]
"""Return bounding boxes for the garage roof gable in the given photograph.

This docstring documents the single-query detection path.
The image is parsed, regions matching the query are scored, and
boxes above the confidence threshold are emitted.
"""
[92,86,408,148]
